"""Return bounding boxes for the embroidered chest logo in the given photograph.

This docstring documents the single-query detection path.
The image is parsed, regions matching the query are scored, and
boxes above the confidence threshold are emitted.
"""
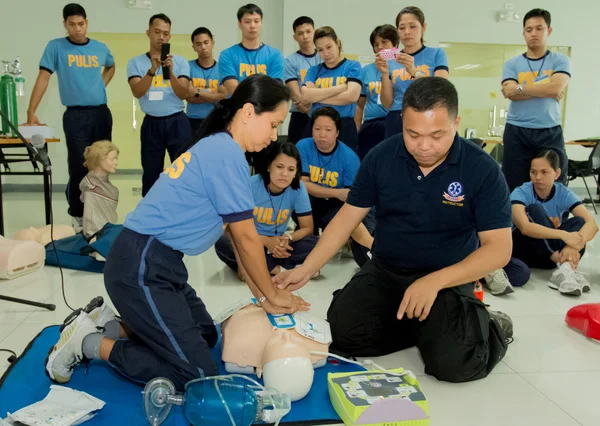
[443,182,465,206]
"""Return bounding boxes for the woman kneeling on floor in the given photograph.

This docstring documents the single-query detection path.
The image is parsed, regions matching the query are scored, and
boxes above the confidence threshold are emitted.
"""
[511,150,598,296]
[215,142,319,277]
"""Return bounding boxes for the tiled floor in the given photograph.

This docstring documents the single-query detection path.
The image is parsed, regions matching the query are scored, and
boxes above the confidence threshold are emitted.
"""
[1,176,599,425]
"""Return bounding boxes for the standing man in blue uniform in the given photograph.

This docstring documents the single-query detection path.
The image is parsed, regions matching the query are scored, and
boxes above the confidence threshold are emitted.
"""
[354,25,397,160]
[284,16,322,144]
[127,14,192,196]
[276,78,514,383]
[501,9,571,191]
[186,27,227,136]
[26,3,115,232]
[219,3,285,95]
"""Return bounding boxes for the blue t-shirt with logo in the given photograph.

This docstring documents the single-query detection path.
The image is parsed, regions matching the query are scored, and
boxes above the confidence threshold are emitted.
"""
[219,43,284,84]
[251,175,312,237]
[303,59,363,118]
[296,137,360,189]
[387,46,448,112]
[361,63,388,121]
[127,53,190,117]
[284,51,322,113]
[502,51,571,129]
[187,60,221,119]
[510,182,582,228]
[40,37,114,107]
[124,132,254,256]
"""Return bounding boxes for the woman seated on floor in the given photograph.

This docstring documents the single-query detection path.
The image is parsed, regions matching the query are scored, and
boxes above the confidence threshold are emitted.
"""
[215,142,319,277]
[511,150,598,296]
[296,106,374,266]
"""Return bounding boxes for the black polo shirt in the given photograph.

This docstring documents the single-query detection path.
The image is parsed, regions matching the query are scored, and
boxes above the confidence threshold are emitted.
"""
[347,133,512,271]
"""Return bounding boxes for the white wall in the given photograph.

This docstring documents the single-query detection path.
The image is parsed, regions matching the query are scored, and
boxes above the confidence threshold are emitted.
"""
[2,0,598,186]
[283,0,600,153]
[2,0,283,185]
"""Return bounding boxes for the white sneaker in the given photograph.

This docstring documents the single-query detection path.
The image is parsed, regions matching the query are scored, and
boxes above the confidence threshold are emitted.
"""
[549,263,583,296]
[83,296,116,328]
[71,216,83,233]
[573,270,591,293]
[484,269,515,296]
[45,311,100,383]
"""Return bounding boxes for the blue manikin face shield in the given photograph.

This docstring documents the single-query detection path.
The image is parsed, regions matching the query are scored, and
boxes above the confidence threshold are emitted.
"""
[143,374,291,426]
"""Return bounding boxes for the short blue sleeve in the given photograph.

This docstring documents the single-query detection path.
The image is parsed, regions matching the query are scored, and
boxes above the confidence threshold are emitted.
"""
[434,48,449,72]
[502,58,518,84]
[347,61,363,86]
[293,181,312,215]
[360,67,368,96]
[284,57,297,83]
[303,65,318,86]
[560,186,582,212]
[219,48,237,82]
[127,57,142,79]
[342,149,360,187]
[270,50,285,81]
[40,41,58,73]
[104,44,115,68]
[510,183,530,206]
[205,159,254,222]
[553,54,571,76]
[177,56,190,79]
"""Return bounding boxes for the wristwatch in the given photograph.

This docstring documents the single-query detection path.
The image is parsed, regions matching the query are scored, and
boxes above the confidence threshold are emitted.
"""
[516,84,523,95]
[256,296,267,307]
[288,234,293,242]
[413,70,424,79]
[194,88,201,98]
[146,69,155,77]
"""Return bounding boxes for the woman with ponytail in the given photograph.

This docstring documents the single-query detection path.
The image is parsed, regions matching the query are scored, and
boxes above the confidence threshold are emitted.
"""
[45,74,309,392]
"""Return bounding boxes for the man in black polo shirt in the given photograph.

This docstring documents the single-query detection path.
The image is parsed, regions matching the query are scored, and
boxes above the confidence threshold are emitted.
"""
[275,77,514,383]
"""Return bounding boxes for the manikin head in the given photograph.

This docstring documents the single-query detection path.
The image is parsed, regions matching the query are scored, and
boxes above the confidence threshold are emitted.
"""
[259,330,314,402]
[83,141,119,176]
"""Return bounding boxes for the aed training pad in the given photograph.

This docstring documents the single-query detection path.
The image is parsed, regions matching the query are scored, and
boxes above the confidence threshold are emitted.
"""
[328,369,430,426]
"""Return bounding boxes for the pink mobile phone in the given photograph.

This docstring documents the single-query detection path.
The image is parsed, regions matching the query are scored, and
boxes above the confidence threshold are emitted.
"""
[379,48,399,60]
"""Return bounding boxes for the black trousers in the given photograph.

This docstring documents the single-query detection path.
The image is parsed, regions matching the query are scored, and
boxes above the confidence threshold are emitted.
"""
[512,204,585,269]
[141,111,192,196]
[502,123,567,192]
[384,110,402,139]
[104,228,218,391]
[188,117,205,139]
[214,234,319,272]
[327,259,508,383]
[63,104,112,218]
[287,111,310,144]
[302,116,358,152]
[358,118,386,161]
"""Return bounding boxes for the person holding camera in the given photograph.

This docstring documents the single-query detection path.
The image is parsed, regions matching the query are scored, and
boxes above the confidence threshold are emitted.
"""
[127,13,192,196]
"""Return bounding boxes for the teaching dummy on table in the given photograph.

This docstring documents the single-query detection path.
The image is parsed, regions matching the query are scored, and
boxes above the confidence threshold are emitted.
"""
[219,302,332,401]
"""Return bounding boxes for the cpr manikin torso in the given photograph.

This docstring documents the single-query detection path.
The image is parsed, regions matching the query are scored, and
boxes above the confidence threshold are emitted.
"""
[80,141,120,239]
[221,304,331,401]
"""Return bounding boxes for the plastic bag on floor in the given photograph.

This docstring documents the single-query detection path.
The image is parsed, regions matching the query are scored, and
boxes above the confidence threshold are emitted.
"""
[3,385,105,426]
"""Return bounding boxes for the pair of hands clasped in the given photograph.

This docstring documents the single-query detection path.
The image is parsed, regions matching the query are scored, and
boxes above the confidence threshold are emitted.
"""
[560,231,586,269]
[274,265,443,321]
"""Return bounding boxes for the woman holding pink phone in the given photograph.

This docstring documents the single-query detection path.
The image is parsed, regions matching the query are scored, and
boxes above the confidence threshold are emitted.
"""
[376,6,449,138]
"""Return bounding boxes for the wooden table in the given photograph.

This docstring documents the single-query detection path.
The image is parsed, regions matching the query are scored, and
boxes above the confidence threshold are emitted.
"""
[0,137,59,235]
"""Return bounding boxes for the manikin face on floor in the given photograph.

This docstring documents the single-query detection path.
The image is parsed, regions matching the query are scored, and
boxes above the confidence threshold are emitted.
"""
[98,151,119,175]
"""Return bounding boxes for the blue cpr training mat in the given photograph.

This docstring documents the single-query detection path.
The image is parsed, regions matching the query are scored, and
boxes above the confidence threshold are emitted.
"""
[0,325,364,425]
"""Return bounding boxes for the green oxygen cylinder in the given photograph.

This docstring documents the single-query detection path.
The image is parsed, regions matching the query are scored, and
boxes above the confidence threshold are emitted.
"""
[0,66,18,137]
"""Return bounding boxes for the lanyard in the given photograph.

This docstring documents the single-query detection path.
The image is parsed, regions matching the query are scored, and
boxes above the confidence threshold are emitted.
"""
[526,53,548,82]
[243,44,262,68]
[267,186,286,236]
